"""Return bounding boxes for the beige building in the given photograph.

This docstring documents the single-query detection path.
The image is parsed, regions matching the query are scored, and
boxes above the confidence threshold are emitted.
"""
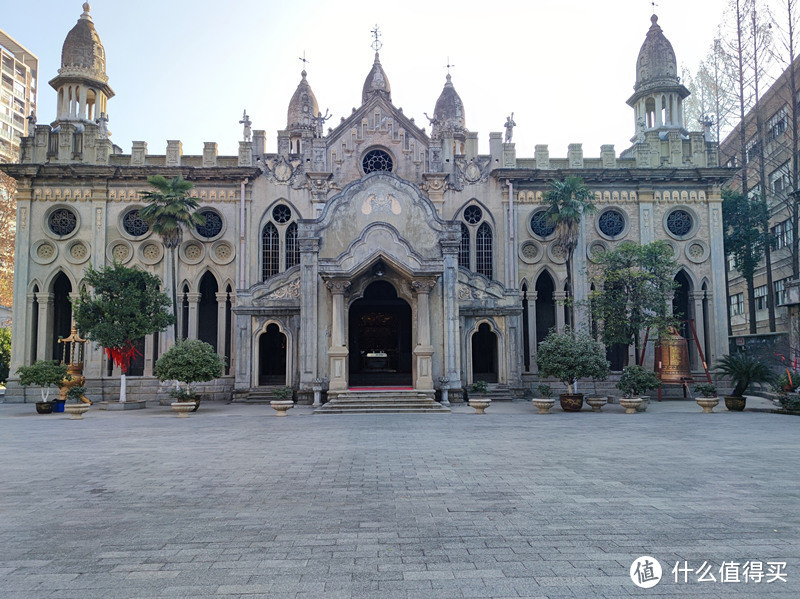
[1,8,731,405]
[0,29,37,165]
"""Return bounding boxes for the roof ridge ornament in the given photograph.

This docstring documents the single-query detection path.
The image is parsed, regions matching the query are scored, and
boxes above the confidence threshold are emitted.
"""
[370,25,383,53]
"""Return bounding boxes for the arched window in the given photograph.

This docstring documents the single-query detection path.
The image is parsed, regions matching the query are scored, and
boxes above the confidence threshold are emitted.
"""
[459,223,471,269]
[262,222,279,280]
[285,222,299,269]
[476,222,493,279]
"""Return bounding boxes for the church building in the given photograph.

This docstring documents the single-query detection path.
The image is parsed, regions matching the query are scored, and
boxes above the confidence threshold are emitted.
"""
[1,6,731,406]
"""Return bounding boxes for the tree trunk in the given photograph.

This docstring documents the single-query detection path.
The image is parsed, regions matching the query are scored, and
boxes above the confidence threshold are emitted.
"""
[747,275,758,334]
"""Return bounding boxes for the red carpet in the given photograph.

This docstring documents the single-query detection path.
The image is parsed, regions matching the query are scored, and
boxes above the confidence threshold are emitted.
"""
[348,387,414,391]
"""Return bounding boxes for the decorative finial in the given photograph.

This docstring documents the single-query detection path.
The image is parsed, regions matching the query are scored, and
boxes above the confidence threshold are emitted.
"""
[370,25,383,52]
[81,2,92,20]
[239,110,252,143]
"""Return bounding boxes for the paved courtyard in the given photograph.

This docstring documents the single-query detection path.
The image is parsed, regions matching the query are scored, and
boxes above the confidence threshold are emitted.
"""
[1,398,798,599]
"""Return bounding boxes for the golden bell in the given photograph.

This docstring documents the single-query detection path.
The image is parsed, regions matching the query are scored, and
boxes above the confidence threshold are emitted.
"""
[655,327,694,384]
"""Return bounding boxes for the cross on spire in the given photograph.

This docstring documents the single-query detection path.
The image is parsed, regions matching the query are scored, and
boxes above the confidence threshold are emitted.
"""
[445,57,455,75]
[371,25,383,52]
[299,51,310,69]
[651,0,658,12]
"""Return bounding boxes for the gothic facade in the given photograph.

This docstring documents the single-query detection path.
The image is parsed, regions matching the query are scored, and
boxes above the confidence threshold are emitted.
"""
[1,7,731,403]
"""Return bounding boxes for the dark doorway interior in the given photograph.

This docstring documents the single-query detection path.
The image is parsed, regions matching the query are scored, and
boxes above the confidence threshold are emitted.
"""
[535,272,556,347]
[259,323,286,385]
[51,273,72,362]
[348,281,412,387]
[198,272,218,352]
[472,323,498,383]
[673,270,693,365]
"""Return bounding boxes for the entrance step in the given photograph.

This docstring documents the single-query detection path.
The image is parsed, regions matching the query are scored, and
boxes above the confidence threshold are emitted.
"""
[315,389,450,414]
[232,386,292,404]
[467,383,517,402]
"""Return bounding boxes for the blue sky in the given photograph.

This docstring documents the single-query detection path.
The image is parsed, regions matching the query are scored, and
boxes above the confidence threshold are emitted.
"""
[4,0,731,159]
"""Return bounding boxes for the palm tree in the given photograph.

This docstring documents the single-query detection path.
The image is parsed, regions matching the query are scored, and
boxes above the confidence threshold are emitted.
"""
[139,175,205,346]
[544,175,597,327]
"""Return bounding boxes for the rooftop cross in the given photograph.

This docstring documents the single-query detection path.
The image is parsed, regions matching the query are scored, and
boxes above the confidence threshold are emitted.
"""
[445,57,455,75]
[370,25,383,52]
[299,51,310,70]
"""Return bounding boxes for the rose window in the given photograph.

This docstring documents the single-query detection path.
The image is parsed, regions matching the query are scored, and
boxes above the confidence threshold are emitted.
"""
[195,210,223,238]
[48,208,77,236]
[530,210,556,237]
[122,209,150,236]
[362,149,393,174]
[666,209,693,237]
[598,209,625,238]
[272,205,292,224]
[464,205,483,224]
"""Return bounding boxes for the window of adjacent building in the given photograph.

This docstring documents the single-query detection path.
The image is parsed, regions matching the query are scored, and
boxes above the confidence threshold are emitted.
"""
[261,203,299,281]
[730,292,744,316]
[754,285,767,311]
[775,278,789,306]
[460,204,494,279]
[768,107,788,142]
[727,253,737,272]
[770,162,790,198]
[772,219,793,250]
[745,137,760,163]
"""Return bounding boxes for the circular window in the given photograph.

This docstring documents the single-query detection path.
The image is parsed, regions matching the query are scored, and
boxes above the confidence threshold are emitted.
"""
[666,209,694,237]
[464,205,483,224]
[362,149,394,173]
[48,208,77,236]
[195,210,223,239]
[272,205,292,224]
[598,209,626,238]
[122,209,150,237]
[530,209,556,238]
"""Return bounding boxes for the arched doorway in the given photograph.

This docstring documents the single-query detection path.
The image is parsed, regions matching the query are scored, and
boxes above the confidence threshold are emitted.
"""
[673,270,693,366]
[198,272,219,351]
[348,280,412,387]
[259,323,286,385]
[535,271,556,347]
[472,322,498,383]
[51,273,72,361]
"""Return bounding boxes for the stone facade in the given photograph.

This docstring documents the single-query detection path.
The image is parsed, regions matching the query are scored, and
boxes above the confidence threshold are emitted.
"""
[1,8,732,402]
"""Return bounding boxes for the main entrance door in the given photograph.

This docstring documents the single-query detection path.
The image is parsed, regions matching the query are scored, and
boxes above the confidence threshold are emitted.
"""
[348,281,412,387]
[259,323,286,385]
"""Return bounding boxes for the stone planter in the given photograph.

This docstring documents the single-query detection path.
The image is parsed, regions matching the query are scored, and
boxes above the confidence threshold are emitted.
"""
[35,401,53,414]
[64,403,90,419]
[559,393,584,412]
[468,398,491,414]
[635,396,650,412]
[171,401,196,417]
[619,397,643,414]
[724,396,746,411]
[270,400,295,416]
[586,396,608,412]
[696,397,719,413]
[532,398,555,414]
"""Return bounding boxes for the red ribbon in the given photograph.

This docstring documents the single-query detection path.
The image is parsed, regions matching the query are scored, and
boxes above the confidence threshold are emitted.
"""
[104,341,141,375]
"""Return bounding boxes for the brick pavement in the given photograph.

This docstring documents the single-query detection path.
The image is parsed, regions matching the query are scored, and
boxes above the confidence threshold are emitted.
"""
[0,398,798,598]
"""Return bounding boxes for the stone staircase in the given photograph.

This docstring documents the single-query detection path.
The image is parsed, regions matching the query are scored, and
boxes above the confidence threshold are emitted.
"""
[314,389,450,414]
[232,386,291,404]
[465,383,517,402]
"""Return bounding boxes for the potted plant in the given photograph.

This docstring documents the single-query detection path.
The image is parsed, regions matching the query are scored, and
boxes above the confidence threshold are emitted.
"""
[693,382,718,413]
[64,385,91,419]
[270,386,295,416]
[536,328,609,412]
[714,352,776,411]
[616,365,661,413]
[154,339,224,416]
[17,361,70,414]
[532,384,555,414]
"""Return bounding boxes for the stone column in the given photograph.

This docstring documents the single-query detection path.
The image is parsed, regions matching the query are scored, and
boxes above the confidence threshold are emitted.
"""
[441,236,462,389]
[36,292,54,361]
[690,291,707,371]
[554,290,566,334]
[528,290,538,373]
[144,334,154,377]
[299,237,320,389]
[187,292,201,339]
[25,292,36,365]
[216,291,228,359]
[411,279,437,392]
[326,280,350,392]
[233,311,251,390]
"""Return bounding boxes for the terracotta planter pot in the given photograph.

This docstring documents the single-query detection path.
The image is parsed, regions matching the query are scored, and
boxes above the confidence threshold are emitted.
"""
[724,396,746,411]
[559,393,584,412]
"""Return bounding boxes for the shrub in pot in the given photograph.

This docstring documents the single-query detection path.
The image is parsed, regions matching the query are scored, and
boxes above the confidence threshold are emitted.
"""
[155,339,224,411]
[616,365,661,400]
[536,328,609,411]
[536,384,552,399]
[17,361,70,413]
[713,352,775,411]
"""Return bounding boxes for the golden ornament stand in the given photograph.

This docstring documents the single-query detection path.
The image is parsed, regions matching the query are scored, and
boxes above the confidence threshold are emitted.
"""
[58,323,91,404]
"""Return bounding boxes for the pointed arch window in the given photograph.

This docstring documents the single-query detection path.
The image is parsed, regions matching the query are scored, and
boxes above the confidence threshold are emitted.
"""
[476,222,493,279]
[285,222,299,269]
[459,223,471,268]
[262,222,280,280]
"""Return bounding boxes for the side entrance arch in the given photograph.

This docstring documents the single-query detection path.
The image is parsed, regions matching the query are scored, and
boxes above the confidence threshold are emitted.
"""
[259,323,287,385]
[472,322,498,383]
